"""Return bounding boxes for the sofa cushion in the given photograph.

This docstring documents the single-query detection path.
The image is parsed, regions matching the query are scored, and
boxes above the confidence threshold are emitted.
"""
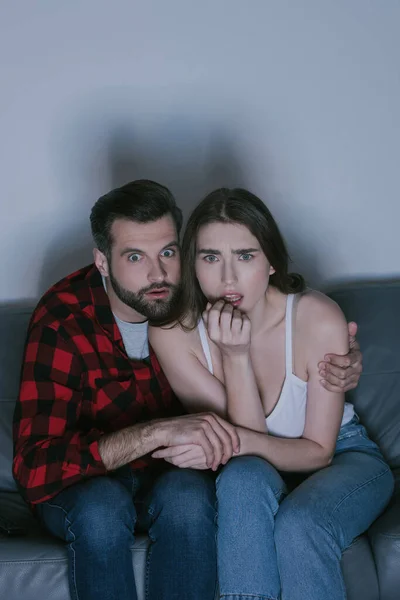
[341,534,379,600]
[0,531,148,600]
[328,281,400,470]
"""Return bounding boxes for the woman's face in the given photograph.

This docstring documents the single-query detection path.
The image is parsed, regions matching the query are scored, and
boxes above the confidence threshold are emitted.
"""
[195,221,275,313]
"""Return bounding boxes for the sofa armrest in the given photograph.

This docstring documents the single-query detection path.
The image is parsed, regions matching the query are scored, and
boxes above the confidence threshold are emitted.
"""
[369,495,400,600]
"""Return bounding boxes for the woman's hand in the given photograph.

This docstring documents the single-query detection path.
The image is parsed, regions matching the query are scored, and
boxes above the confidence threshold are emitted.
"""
[203,300,251,357]
[152,444,211,470]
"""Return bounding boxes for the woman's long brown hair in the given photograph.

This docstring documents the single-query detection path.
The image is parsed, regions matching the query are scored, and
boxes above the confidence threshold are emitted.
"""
[167,187,305,330]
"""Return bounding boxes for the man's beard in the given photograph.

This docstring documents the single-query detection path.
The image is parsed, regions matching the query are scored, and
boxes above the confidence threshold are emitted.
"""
[108,268,180,322]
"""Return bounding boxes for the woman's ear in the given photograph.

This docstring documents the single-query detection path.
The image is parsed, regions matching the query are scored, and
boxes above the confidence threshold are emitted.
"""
[269,265,276,275]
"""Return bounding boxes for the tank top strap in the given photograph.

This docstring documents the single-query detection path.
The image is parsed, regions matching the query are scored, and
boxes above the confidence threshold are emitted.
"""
[198,318,214,375]
[285,294,295,376]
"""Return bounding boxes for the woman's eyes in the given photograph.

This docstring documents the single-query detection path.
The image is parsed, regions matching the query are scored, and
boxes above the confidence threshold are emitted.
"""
[203,253,254,263]
[239,253,253,261]
[203,255,218,263]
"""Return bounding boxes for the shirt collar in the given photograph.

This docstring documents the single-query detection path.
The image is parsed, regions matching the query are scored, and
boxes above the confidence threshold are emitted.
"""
[85,265,124,348]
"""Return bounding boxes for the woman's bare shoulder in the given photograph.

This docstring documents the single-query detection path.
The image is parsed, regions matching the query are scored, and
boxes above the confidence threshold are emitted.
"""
[296,290,347,337]
[148,318,198,349]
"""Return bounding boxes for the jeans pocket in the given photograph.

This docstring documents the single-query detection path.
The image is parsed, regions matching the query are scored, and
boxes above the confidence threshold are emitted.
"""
[336,415,361,442]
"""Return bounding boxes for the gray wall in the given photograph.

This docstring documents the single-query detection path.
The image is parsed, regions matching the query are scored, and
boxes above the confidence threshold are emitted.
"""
[1,1,399,302]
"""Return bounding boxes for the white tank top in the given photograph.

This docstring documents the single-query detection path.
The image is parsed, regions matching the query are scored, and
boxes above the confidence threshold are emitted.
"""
[198,294,354,438]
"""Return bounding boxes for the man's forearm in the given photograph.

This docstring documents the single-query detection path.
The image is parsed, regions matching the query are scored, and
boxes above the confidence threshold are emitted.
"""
[98,420,165,471]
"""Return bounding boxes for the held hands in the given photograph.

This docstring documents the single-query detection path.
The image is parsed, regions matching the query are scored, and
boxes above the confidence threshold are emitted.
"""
[318,322,363,392]
[153,444,209,470]
[153,317,363,472]
[202,300,251,357]
[152,412,240,471]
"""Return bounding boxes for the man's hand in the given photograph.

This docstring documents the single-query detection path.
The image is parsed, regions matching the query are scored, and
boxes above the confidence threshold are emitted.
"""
[318,321,363,392]
[153,412,240,471]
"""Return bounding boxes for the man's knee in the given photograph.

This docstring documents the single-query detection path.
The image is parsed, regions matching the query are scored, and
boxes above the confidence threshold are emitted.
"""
[148,468,216,532]
[39,476,136,546]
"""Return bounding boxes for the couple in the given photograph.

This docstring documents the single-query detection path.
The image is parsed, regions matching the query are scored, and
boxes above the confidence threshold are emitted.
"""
[13,180,393,600]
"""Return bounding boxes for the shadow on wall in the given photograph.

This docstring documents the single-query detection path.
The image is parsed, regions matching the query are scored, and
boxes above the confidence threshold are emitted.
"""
[39,114,246,295]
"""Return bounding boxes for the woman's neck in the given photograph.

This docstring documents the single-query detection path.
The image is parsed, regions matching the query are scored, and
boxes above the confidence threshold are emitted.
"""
[247,286,288,335]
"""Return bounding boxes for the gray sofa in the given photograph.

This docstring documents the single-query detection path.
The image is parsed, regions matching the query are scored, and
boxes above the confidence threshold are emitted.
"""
[1,282,399,600]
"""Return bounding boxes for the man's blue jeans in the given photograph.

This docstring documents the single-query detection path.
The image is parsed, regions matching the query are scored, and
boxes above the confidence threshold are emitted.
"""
[215,416,394,600]
[36,466,217,600]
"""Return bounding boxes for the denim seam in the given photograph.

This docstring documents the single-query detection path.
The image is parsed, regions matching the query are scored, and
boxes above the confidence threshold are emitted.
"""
[214,495,220,600]
[328,466,392,523]
[301,467,393,600]
[44,501,80,600]
[322,465,393,574]
[220,594,278,599]
[272,488,286,516]
[144,542,153,600]
[144,508,156,600]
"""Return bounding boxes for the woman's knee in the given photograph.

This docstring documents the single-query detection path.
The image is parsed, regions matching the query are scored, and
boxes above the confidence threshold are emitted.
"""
[216,456,286,509]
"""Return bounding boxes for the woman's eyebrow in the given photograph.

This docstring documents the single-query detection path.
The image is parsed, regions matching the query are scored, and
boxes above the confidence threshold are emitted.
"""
[197,248,221,255]
[197,247,259,255]
[232,247,259,254]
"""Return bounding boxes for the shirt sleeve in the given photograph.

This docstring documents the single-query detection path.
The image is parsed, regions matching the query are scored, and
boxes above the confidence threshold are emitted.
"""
[13,323,107,504]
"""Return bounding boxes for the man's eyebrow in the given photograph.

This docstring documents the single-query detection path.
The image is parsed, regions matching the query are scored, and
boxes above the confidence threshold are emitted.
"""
[161,240,180,250]
[120,241,179,257]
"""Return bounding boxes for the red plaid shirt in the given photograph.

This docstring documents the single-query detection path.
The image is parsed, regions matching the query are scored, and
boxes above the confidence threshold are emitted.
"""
[13,264,182,505]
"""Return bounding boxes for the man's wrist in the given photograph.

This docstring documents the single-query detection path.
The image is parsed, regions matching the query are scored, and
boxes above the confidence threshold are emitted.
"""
[145,418,170,449]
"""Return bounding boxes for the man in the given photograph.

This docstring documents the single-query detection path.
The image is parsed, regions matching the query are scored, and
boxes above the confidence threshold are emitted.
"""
[13,180,362,600]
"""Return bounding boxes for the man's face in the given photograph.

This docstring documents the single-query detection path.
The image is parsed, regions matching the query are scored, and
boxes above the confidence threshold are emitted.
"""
[95,215,181,322]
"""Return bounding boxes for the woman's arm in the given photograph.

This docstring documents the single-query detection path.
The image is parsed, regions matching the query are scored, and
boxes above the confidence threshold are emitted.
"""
[236,295,349,471]
[148,323,227,417]
[205,300,267,432]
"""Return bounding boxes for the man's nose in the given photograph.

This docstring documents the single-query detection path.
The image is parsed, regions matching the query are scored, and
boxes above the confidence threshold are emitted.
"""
[148,258,167,282]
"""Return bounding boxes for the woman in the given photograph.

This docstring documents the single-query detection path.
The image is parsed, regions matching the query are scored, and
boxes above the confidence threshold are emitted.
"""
[149,188,393,600]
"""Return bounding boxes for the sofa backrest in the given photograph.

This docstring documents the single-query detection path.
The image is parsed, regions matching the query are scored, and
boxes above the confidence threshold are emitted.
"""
[329,281,400,470]
[0,305,32,491]
[0,281,399,493]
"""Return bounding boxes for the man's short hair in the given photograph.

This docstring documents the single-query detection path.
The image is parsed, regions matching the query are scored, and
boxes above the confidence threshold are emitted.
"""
[90,179,183,258]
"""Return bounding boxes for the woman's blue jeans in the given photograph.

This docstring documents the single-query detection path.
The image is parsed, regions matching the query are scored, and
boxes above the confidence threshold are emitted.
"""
[215,415,394,600]
[36,466,217,600]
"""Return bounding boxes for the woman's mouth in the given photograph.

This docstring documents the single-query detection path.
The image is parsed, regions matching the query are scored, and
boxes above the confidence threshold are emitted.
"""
[222,294,243,308]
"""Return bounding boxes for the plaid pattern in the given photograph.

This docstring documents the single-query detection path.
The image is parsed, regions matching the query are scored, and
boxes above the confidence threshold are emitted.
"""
[13,264,182,505]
